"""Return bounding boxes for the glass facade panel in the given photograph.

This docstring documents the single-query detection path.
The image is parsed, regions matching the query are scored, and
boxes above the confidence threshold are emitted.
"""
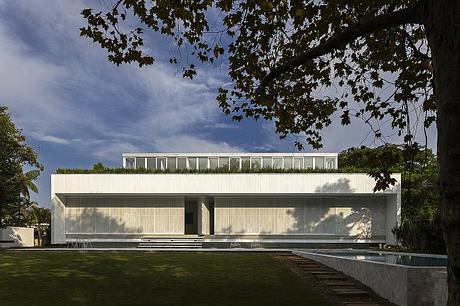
[146,157,156,170]
[251,157,261,169]
[199,157,208,170]
[284,157,293,169]
[304,157,313,169]
[241,157,250,170]
[126,158,135,169]
[219,157,229,169]
[188,157,197,169]
[209,157,218,169]
[167,157,176,170]
[157,158,166,170]
[230,157,240,171]
[136,157,146,169]
[315,156,324,169]
[273,157,283,169]
[325,157,335,169]
[177,158,187,170]
[262,157,272,168]
[294,157,303,169]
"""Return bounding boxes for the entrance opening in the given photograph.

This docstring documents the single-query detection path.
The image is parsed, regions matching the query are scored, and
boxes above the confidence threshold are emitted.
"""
[209,202,215,235]
[185,201,198,234]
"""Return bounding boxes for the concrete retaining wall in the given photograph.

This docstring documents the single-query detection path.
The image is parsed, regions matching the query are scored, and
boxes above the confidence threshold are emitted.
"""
[434,271,447,306]
[293,250,446,306]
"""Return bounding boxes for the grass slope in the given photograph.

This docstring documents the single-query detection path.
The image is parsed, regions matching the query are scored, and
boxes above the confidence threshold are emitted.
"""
[0,252,331,306]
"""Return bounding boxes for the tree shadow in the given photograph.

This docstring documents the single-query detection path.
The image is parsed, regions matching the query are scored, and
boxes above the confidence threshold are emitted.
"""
[314,178,355,193]
[214,178,387,242]
[65,198,152,239]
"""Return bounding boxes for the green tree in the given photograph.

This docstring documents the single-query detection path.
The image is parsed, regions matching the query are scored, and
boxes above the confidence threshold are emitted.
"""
[19,169,40,200]
[340,145,444,253]
[80,1,460,302]
[0,105,43,227]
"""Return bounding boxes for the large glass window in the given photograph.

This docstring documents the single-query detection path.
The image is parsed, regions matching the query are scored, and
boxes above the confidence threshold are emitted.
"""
[167,157,176,170]
[199,157,208,170]
[304,157,313,169]
[251,157,261,169]
[273,157,283,169]
[177,158,187,170]
[325,157,335,169]
[157,158,166,170]
[136,157,146,169]
[219,157,229,169]
[209,157,218,169]
[147,157,156,170]
[262,157,272,168]
[294,157,303,169]
[284,157,293,169]
[126,158,135,169]
[315,156,324,169]
[241,157,250,170]
[188,157,197,170]
[230,157,240,171]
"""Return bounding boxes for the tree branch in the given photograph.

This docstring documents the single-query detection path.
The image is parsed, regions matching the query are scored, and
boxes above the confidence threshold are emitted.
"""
[259,4,423,89]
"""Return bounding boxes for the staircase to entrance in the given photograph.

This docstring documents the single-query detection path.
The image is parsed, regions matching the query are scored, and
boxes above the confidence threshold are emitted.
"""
[137,236,204,248]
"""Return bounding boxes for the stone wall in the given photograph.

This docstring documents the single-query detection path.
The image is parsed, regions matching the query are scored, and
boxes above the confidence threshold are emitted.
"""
[293,250,446,306]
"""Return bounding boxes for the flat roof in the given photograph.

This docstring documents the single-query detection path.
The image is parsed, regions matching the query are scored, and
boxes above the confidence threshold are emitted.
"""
[122,152,338,157]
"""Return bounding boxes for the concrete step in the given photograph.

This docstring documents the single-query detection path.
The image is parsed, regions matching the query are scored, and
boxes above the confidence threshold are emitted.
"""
[137,244,202,248]
[332,288,369,297]
[315,274,348,280]
[323,280,356,287]
[137,237,203,248]
[308,271,337,275]
[141,239,204,243]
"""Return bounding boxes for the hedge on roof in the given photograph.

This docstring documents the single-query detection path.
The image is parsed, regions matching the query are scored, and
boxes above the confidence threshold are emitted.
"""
[55,162,377,174]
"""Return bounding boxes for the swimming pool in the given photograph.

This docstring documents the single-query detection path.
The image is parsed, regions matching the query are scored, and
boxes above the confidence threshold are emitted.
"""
[293,249,447,306]
[311,250,447,267]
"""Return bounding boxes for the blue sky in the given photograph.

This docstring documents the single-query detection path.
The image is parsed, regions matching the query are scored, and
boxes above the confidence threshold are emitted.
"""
[0,1,437,208]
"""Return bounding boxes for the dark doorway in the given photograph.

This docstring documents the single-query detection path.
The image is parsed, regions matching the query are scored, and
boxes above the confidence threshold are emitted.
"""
[209,202,215,235]
[185,201,198,234]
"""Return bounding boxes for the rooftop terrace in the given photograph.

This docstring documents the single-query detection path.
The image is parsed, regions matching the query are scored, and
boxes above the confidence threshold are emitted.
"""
[122,152,338,171]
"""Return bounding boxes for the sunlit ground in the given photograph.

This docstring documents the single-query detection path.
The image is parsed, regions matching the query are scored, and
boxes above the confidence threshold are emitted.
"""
[0,252,331,306]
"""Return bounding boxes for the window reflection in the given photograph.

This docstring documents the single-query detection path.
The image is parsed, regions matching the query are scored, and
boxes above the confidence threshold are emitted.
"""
[136,157,146,169]
[147,157,156,170]
[230,157,240,170]
[126,158,135,169]
[251,157,261,169]
[188,158,197,170]
[262,157,272,168]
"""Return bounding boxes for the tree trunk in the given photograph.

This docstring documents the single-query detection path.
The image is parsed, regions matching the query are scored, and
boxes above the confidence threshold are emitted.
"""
[425,1,460,304]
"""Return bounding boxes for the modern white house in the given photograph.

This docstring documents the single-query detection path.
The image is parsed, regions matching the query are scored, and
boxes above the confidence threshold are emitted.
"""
[51,152,401,247]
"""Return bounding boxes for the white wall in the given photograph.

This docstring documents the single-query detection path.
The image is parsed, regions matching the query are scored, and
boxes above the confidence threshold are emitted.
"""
[51,173,401,195]
[65,197,184,235]
[51,173,400,244]
[0,226,34,248]
[214,196,386,240]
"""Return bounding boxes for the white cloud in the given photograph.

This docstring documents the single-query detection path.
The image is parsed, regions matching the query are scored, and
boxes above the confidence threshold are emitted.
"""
[0,0,242,163]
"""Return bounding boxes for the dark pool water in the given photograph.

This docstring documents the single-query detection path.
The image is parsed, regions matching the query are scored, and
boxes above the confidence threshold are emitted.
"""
[313,251,447,267]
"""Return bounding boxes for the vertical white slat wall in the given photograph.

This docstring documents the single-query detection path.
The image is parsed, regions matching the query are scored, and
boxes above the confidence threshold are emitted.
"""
[65,197,184,235]
[214,196,386,237]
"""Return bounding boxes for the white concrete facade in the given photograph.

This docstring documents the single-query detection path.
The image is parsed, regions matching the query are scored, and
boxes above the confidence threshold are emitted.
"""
[51,153,401,245]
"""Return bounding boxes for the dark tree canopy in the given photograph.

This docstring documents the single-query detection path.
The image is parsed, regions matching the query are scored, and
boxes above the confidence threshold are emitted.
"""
[81,0,434,150]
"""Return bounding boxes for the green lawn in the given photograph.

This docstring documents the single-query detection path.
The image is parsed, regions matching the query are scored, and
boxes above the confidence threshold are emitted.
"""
[0,252,331,306]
